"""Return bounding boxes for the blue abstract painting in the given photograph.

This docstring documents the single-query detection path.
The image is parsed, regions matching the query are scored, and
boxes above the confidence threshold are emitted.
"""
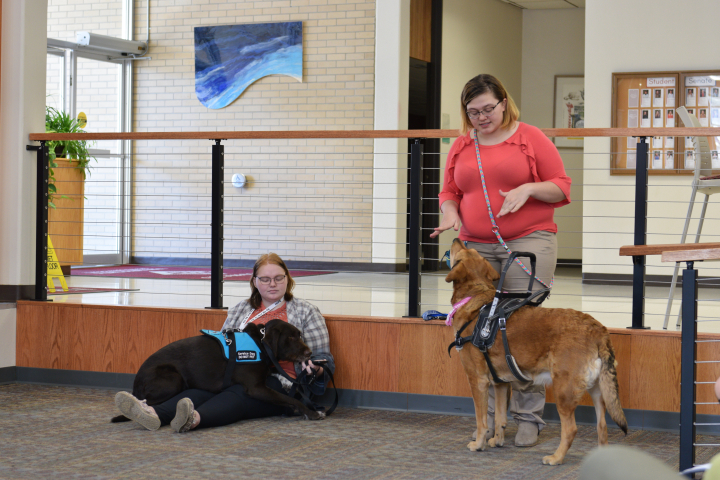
[194,22,302,109]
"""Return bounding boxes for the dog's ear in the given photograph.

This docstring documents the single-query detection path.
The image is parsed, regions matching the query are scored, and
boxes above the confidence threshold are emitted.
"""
[445,259,466,283]
[264,322,281,355]
[481,257,500,284]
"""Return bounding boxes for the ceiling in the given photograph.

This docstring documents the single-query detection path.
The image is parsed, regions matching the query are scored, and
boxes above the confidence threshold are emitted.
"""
[501,0,585,9]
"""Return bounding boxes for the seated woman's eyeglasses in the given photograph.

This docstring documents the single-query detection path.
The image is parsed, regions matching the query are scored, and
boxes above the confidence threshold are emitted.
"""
[256,275,287,284]
[466,99,503,120]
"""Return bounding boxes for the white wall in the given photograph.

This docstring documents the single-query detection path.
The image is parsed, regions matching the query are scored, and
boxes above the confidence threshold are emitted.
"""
[438,0,523,248]
[521,8,584,261]
[585,0,720,276]
[0,0,48,288]
[373,0,409,265]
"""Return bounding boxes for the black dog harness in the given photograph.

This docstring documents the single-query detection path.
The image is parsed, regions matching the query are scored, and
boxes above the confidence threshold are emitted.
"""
[448,252,550,384]
[218,326,339,416]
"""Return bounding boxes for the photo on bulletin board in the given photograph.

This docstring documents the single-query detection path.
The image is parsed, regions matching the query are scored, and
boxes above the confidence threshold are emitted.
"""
[553,75,584,148]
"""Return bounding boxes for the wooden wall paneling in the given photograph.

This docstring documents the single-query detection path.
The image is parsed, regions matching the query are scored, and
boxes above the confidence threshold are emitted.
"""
[325,320,401,392]
[409,0,432,62]
[194,310,227,332]
[609,333,633,408]
[68,306,104,371]
[628,334,681,411]
[134,310,177,366]
[695,339,720,415]
[112,307,144,374]
[398,323,471,397]
[16,303,57,368]
[53,303,81,370]
[93,307,119,373]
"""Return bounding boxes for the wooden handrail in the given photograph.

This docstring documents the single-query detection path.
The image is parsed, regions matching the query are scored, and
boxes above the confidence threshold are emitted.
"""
[661,248,720,263]
[28,127,720,142]
[620,242,720,257]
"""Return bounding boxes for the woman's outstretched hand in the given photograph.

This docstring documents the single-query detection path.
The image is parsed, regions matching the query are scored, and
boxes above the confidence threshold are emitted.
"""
[431,201,461,238]
[430,213,460,238]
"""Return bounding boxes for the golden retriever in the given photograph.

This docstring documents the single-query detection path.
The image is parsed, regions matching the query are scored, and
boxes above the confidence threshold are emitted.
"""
[446,239,627,465]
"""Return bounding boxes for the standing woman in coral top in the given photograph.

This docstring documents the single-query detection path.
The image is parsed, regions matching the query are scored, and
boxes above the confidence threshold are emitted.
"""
[431,74,571,448]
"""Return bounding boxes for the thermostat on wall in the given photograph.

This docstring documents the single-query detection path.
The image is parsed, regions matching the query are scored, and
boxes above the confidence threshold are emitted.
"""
[232,173,247,188]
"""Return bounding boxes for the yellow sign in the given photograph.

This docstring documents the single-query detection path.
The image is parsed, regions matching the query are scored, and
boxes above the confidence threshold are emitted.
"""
[77,112,87,128]
[47,236,68,293]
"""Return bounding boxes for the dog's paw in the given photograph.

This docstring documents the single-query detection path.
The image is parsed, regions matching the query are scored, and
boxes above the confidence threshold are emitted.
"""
[542,454,564,466]
[303,410,326,421]
[487,436,504,448]
[467,440,486,452]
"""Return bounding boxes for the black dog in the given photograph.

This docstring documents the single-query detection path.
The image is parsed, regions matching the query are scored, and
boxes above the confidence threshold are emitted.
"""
[111,319,324,421]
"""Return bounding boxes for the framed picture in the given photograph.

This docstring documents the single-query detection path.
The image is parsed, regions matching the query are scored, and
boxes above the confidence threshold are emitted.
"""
[553,75,584,148]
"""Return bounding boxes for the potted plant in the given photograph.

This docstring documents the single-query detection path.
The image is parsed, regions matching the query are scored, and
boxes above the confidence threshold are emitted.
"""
[45,106,95,207]
[45,106,95,269]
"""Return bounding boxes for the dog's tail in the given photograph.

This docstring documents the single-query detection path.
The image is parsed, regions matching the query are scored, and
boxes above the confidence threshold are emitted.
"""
[599,336,628,434]
[110,415,131,423]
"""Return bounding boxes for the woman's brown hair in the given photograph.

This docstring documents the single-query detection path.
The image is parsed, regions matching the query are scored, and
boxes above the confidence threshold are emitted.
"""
[459,74,520,135]
[248,253,295,309]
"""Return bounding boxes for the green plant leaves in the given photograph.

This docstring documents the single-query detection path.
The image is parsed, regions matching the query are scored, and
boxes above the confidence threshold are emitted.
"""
[45,106,96,205]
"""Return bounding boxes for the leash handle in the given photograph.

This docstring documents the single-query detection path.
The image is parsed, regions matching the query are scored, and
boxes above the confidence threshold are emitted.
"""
[261,340,339,416]
[504,251,537,297]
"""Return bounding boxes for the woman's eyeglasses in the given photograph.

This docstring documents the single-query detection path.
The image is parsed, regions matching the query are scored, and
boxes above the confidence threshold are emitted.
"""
[466,99,503,120]
[256,275,287,284]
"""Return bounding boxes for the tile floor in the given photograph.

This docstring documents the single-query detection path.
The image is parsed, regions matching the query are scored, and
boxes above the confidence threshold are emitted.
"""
[48,266,720,334]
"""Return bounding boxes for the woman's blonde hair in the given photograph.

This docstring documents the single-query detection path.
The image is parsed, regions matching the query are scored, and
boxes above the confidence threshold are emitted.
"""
[459,74,520,135]
[248,253,295,309]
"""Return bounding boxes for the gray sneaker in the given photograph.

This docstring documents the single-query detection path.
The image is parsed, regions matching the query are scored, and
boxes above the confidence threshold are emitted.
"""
[514,421,540,447]
[115,391,161,431]
[171,398,196,433]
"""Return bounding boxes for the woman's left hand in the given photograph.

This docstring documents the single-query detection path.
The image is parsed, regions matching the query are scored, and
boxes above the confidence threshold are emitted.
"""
[302,360,324,376]
[497,185,531,217]
[497,181,566,217]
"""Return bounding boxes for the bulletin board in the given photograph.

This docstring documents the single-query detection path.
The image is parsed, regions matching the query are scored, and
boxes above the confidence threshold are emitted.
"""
[611,70,720,176]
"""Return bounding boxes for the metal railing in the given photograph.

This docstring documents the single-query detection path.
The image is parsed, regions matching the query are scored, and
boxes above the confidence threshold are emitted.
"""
[27,126,720,473]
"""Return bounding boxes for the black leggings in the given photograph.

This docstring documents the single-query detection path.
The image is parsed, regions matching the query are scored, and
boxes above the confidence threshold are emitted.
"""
[153,376,289,429]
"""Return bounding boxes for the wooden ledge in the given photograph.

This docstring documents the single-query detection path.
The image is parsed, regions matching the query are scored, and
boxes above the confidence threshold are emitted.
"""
[619,242,720,257]
[662,248,720,263]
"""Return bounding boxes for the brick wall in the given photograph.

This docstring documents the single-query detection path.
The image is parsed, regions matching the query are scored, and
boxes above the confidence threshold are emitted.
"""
[131,0,378,264]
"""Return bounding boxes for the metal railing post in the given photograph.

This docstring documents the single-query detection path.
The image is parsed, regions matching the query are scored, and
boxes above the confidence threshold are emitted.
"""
[208,139,226,310]
[407,140,423,317]
[630,137,649,329]
[679,261,697,474]
[27,142,50,301]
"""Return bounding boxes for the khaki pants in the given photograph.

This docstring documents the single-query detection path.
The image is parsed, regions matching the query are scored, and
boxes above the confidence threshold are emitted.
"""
[466,230,557,428]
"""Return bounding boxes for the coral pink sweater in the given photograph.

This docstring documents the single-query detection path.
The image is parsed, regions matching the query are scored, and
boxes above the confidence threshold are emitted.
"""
[438,123,571,243]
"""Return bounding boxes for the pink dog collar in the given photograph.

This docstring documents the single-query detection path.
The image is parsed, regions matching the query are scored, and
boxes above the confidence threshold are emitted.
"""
[446,296,472,326]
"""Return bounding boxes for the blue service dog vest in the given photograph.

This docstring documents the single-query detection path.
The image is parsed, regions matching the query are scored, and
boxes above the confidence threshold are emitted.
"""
[201,329,262,363]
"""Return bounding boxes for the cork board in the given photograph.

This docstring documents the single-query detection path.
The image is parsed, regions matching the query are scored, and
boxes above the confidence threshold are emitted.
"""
[611,70,720,176]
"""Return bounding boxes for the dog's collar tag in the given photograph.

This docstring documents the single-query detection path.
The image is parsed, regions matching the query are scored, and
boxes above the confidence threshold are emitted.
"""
[446,296,472,326]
